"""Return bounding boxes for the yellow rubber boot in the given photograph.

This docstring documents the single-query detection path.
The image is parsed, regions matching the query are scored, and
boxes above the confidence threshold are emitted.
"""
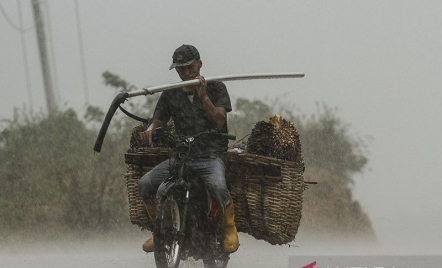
[142,237,154,253]
[142,199,157,253]
[220,199,239,253]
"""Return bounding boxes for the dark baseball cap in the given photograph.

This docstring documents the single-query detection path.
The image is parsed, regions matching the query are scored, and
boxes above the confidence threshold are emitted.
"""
[169,44,200,70]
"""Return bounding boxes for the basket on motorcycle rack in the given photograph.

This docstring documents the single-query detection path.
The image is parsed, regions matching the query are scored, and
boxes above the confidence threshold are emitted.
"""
[124,131,306,246]
[124,147,171,229]
[226,152,305,245]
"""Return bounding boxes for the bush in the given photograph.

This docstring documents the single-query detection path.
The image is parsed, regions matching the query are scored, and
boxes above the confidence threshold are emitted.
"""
[0,109,130,240]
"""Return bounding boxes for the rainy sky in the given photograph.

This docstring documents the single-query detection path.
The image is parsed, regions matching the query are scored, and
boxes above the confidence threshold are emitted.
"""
[1,0,441,254]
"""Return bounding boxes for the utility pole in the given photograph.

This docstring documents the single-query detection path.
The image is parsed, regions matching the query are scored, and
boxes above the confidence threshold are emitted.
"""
[31,0,56,112]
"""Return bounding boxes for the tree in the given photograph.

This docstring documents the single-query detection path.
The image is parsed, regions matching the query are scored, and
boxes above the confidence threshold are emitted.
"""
[0,108,130,240]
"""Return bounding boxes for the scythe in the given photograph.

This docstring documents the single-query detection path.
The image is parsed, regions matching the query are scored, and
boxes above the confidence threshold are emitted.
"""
[93,72,304,152]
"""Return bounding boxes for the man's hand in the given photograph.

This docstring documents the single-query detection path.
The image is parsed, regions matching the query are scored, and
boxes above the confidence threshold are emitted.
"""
[195,76,207,100]
[139,127,155,146]
[139,119,165,146]
[195,76,227,130]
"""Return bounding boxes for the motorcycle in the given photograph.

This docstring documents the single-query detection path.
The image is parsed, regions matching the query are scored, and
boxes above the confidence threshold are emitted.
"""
[152,129,236,268]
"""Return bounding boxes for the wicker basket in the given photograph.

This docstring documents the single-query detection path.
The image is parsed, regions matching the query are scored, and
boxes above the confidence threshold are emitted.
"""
[124,147,305,245]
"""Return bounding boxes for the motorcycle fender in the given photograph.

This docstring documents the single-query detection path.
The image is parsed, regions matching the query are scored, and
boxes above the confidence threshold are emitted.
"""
[156,177,176,199]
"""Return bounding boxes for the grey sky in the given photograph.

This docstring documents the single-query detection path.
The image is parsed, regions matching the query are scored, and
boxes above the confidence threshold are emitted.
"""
[1,0,441,254]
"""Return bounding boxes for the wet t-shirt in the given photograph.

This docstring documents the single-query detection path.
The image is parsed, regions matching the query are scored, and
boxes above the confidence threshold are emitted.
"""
[153,81,232,158]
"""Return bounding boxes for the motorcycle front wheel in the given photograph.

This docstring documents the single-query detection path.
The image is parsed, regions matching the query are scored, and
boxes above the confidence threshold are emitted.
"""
[154,196,182,268]
[203,253,230,268]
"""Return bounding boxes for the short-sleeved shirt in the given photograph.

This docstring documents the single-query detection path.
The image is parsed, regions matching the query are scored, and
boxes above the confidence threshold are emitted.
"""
[153,81,232,158]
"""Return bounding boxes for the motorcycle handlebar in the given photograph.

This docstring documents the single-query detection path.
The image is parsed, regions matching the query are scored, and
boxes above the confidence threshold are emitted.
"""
[185,130,236,142]
[162,129,236,144]
[221,133,236,141]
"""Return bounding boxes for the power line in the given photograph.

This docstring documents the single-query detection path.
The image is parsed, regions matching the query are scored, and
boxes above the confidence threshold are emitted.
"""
[17,0,33,112]
[74,0,89,104]
[0,1,35,33]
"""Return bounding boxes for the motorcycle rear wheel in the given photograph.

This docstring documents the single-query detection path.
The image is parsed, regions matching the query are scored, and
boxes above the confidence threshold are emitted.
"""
[154,196,182,268]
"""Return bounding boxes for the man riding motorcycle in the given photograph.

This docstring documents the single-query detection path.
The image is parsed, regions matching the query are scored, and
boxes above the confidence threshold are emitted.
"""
[138,44,239,254]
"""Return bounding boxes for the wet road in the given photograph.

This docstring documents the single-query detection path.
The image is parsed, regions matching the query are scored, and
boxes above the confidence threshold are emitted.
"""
[0,233,377,268]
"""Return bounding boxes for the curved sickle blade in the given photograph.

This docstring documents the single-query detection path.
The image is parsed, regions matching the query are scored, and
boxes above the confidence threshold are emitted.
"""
[94,72,305,152]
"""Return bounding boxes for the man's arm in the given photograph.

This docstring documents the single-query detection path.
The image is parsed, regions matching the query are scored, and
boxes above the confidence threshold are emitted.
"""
[139,91,170,145]
[195,76,227,130]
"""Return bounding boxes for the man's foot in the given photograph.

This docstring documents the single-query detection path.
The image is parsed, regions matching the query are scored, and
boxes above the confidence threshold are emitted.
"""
[142,237,154,252]
[220,199,239,253]
[142,198,157,253]
[222,225,239,253]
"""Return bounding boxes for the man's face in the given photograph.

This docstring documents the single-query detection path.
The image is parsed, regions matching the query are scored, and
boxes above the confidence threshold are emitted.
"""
[175,60,202,81]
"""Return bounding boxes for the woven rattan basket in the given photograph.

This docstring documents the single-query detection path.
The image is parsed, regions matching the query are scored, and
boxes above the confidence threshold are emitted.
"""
[124,147,305,245]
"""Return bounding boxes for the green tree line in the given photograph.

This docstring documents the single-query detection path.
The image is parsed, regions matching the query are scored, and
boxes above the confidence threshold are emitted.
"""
[0,72,375,243]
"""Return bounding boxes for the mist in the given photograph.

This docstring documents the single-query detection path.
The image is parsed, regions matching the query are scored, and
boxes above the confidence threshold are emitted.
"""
[1,0,442,267]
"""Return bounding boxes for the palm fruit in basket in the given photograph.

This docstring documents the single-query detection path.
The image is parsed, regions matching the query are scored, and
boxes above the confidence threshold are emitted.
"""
[246,115,301,162]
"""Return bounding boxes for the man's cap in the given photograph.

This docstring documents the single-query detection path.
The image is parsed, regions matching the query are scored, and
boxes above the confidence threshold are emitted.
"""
[169,44,200,70]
